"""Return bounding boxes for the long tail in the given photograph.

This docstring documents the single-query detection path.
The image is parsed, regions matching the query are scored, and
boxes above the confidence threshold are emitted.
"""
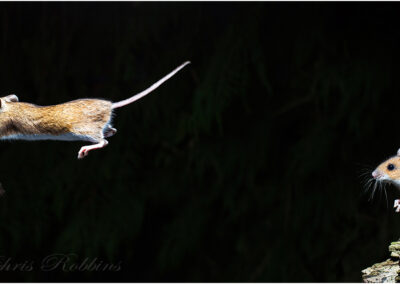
[112,61,191,109]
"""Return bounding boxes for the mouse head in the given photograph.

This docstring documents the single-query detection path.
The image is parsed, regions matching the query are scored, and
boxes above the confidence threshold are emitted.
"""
[372,155,400,185]
[0,94,18,108]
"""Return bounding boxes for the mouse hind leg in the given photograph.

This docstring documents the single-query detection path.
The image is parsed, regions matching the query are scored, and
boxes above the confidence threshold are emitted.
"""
[103,125,117,138]
[78,138,108,159]
[76,124,114,159]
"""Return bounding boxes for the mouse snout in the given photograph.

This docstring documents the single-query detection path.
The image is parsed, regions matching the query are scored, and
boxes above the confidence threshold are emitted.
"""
[372,169,383,179]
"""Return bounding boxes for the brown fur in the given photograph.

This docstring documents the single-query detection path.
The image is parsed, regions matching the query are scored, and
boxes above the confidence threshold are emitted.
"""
[0,97,113,141]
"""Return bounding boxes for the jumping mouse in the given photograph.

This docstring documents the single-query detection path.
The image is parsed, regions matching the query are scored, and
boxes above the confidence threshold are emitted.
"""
[0,61,190,159]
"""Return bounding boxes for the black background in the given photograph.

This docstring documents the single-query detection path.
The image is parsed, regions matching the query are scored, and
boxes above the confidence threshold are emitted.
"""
[0,2,399,282]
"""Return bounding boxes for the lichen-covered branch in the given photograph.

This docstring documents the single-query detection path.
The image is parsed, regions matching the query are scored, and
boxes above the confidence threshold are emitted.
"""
[362,241,400,282]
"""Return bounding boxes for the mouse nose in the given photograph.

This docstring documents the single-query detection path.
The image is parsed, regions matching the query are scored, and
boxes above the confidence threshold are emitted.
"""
[372,170,382,179]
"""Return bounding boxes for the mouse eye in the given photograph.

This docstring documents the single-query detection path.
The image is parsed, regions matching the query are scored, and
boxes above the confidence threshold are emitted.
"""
[388,164,396,171]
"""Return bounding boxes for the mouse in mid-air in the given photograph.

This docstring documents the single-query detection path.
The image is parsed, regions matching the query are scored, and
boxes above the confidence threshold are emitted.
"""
[0,61,190,159]
[372,155,400,212]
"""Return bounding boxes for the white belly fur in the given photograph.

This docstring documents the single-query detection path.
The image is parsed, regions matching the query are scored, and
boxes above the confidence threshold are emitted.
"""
[0,133,95,142]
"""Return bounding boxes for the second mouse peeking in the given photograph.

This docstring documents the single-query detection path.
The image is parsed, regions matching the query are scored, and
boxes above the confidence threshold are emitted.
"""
[0,61,190,159]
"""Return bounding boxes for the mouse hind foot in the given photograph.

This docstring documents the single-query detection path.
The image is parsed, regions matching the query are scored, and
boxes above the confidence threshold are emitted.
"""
[78,139,108,159]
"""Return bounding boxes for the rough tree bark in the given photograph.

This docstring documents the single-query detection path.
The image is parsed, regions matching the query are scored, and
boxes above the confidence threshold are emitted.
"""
[362,241,400,282]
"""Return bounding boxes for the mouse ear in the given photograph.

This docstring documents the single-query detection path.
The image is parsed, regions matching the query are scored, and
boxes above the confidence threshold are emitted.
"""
[5,94,18,102]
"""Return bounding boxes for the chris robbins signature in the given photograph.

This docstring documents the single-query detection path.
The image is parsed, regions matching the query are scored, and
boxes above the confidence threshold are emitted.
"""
[0,254,122,272]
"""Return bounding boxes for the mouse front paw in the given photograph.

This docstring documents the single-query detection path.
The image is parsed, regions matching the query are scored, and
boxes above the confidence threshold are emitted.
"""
[394,199,400,212]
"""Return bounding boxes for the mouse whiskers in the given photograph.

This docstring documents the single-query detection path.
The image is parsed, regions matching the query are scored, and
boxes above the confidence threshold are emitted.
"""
[363,176,390,208]
[383,182,389,208]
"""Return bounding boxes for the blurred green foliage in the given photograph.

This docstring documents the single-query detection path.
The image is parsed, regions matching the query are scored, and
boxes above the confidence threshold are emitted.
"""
[0,2,398,282]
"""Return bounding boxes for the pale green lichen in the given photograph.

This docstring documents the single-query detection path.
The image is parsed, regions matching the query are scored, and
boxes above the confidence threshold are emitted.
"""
[362,241,400,282]
[389,242,400,252]
[362,259,398,283]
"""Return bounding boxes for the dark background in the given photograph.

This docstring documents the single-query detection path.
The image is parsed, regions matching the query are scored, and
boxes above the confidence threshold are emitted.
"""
[0,1,399,282]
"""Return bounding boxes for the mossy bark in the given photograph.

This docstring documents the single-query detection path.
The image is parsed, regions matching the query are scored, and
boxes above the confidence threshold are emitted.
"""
[362,241,400,282]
